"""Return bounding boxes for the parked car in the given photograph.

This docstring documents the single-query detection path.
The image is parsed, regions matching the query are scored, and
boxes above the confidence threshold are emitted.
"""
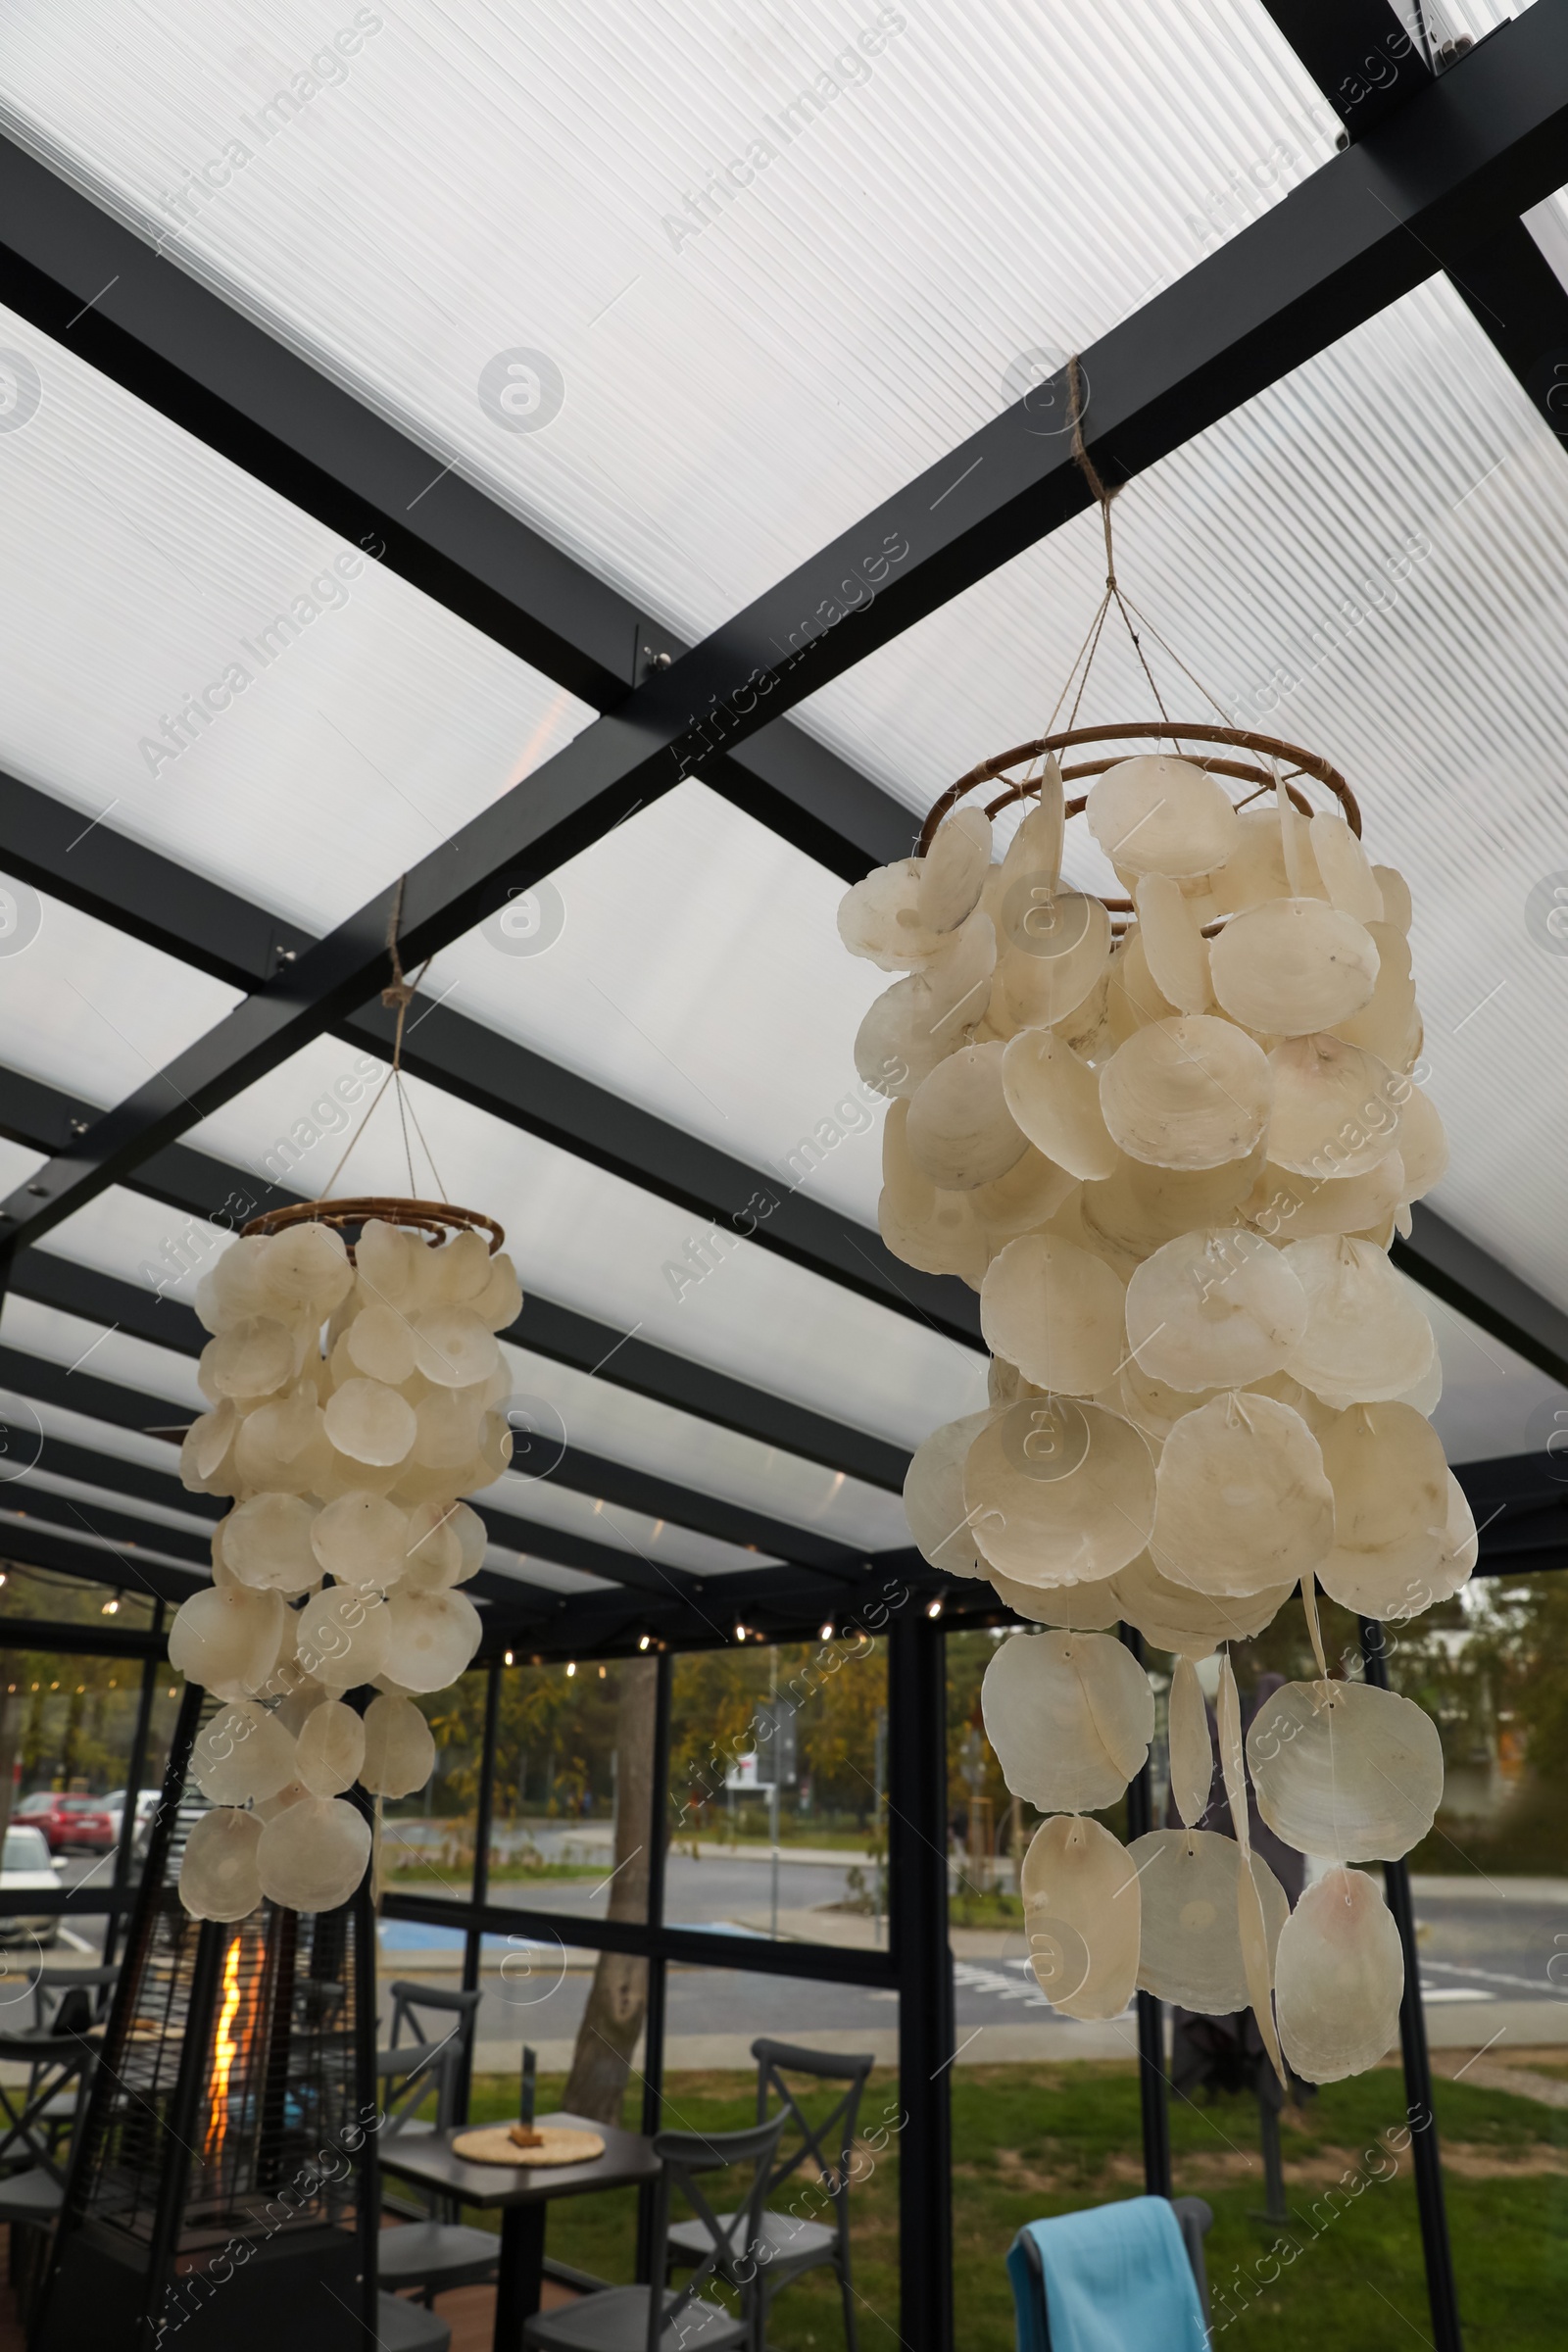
[13,1791,117,1854]
[0,1824,64,1947]
[102,1788,161,1849]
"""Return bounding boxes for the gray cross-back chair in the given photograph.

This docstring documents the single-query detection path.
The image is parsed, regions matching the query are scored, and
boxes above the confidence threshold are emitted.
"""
[665,2039,875,2352]
[378,1982,498,2306]
[524,2115,788,2352]
[0,2031,95,2318]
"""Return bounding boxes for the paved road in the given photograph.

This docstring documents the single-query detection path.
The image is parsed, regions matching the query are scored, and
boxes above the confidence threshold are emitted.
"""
[38,1847,1568,2054]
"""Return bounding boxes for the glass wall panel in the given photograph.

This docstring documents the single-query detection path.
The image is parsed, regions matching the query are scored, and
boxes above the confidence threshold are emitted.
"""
[665,1638,889,1947]
[945,1623,1152,2350]
[482,1655,656,1927]
[655,1963,902,2350]
[1389,1569,1568,2352]
[380,1666,487,1905]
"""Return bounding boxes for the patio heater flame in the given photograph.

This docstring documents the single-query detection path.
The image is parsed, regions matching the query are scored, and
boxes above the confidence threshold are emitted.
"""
[205,1934,244,2158]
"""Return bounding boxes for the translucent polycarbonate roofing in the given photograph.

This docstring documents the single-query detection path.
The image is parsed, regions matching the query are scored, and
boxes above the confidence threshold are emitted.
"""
[0,294,589,935]
[180,1041,990,1449]
[0,882,241,1108]
[424,781,892,1229]
[2,2,1338,639]
[0,1292,204,1413]
[800,274,1568,1316]
[486,1466,778,1583]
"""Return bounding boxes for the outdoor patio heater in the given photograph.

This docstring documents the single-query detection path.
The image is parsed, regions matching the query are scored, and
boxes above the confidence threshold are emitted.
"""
[32,1687,381,2352]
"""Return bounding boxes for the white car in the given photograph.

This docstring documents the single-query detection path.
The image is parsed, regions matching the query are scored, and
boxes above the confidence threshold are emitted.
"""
[102,1788,161,1850]
[0,1824,64,1947]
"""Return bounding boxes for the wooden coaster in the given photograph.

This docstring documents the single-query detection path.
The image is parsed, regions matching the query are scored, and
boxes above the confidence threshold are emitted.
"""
[451,2123,606,2168]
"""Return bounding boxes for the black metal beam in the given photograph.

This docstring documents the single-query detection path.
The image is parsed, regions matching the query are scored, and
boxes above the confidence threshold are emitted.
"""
[344,993,977,1347]
[0,134,911,886]
[0,1065,916,1491]
[0,764,976,1352]
[888,1607,955,2352]
[1258,2,1435,138]
[1396,1203,1568,1391]
[0,1505,200,1604]
[0,1613,165,1660]
[1259,8,1568,497]
[7,10,1568,1254]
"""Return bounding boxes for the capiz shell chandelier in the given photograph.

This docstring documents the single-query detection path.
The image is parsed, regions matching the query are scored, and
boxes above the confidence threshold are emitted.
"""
[171,1195,518,1921]
[841,719,1468,2082]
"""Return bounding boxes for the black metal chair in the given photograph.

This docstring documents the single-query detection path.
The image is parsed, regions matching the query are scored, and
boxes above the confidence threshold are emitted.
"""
[523,2115,788,2352]
[375,2290,453,2350]
[378,1983,499,2308]
[26,1966,117,2154]
[665,2039,875,2352]
[0,2031,95,2319]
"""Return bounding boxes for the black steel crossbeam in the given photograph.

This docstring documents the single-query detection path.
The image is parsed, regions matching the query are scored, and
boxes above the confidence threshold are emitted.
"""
[1258,1,1436,137]
[0,766,978,1351]
[1397,1203,1568,1391]
[0,1063,915,1489]
[6,11,1568,1252]
[343,994,977,1345]
[1260,7,1568,473]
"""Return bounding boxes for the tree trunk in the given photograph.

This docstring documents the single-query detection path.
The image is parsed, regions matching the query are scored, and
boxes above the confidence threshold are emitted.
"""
[0,1690,16,1852]
[562,1657,659,2126]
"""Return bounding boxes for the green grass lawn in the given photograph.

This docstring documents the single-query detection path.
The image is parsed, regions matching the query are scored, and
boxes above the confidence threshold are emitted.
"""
[455,2061,1566,2352]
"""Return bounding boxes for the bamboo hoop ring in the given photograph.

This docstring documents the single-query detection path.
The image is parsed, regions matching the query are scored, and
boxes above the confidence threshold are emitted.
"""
[916,722,1358,856]
[242,1197,505,1255]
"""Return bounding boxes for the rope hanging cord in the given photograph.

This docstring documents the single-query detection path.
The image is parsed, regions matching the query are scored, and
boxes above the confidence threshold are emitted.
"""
[242,875,506,1251]
[914,354,1359,861]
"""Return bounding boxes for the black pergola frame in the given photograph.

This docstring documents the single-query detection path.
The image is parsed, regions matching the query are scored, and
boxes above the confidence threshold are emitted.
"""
[0,11,1566,2348]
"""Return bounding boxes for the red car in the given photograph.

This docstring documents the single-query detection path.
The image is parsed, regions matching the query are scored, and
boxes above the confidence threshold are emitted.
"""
[13,1792,116,1854]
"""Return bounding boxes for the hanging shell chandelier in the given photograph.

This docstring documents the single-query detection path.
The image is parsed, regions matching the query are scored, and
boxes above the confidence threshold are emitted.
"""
[170,904,518,1921]
[172,1199,517,1920]
[840,398,1467,2080]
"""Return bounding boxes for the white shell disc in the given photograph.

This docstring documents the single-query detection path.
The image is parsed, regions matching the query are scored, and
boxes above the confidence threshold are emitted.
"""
[981,1629,1152,1811]
[179,1807,264,1922]
[918,806,992,932]
[384,1588,483,1692]
[1101,1016,1271,1170]
[1247,1679,1444,1860]
[1167,1656,1213,1828]
[1110,1551,1295,1654]
[1130,1828,1289,2012]
[987,1568,1124,1630]
[906,1043,1028,1190]
[1020,1813,1141,2020]
[1275,1866,1404,2082]
[295,1586,391,1692]
[1282,1236,1436,1405]
[1266,1034,1401,1180]
[192,1699,299,1806]
[361,1690,437,1797]
[1125,1227,1307,1392]
[256,1794,372,1912]
[169,1585,284,1692]
[904,1411,995,1577]
[223,1493,321,1593]
[980,1233,1127,1397]
[1002,1028,1119,1182]
[1316,1403,1447,1613]
[1208,898,1379,1036]
[1087,758,1241,879]
[964,1400,1155,1586]
[1152,1392,1334,1595]
[295,1696,368,1796]
[994,894,1112,1030]
[325,1377,417,1467]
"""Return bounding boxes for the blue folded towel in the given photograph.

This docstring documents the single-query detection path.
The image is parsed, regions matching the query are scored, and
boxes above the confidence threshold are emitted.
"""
[1007,2196,1209,2352]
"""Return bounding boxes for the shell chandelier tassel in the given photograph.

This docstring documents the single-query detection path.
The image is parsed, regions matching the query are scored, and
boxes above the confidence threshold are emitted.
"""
[842,721,1464,2083]
[172,1197,518,1921]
